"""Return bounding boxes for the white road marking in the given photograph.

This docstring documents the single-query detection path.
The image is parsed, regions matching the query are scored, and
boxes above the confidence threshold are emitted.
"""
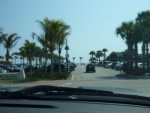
[57,83,72,86]
[71,74,74,80]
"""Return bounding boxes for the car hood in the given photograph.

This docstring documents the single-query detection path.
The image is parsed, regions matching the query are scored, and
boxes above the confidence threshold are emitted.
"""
[79,86,150,97]
[1,85,150,98]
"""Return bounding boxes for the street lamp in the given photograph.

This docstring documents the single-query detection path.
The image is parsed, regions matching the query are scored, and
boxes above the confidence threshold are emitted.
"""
[65,39,69,73]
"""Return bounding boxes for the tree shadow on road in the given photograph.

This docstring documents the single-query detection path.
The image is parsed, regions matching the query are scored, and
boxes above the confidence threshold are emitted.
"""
[97,74,150,80]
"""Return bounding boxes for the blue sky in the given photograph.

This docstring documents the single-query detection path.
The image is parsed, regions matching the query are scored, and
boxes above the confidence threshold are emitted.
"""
[0,0,150,63]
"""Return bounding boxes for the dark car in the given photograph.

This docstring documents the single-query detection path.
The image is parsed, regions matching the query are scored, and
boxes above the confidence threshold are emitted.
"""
[47,63,66,72]
[9,64,21,72]
[69,62,76,71]
[114,63,123,71]
[111,62,118,69]
[0,64,15,72]
[86,63,96,73]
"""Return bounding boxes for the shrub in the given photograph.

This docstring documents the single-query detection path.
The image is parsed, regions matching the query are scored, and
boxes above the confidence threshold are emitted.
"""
[26,71,70,80]
[131,69,146,75]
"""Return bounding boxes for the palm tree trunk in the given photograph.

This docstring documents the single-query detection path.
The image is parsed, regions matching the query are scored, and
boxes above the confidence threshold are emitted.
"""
[50,51,53,74]
[6,49,9,72]
[45,58,47,71]
[142,41,146,70]
[23,57,24,69]
[29,58,32,73]
[103,52,105,67]
[58,45,61,73]
[129,44,134,72]
[134,42,138,70]
[39,57,41,69]
[146,41,149,69]
[127,45,130,73]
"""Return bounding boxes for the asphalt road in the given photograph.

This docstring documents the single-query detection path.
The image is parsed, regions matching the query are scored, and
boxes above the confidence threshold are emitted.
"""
[68,65,150,96]
[1,65,150,96]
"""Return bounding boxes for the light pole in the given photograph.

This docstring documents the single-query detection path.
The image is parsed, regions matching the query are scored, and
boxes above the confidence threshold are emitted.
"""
[65,39,69,73]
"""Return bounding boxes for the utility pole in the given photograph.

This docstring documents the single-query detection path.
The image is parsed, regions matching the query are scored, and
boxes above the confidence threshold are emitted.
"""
[65,39,69,73]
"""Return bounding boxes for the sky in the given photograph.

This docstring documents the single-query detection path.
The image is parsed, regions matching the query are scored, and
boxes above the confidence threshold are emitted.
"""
[0,0,150,63]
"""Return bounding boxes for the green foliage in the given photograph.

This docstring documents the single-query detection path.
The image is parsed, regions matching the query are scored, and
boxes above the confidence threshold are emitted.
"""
[89,51,95,57]
[26,71,70,80]
[131,69,147,75]
[106,51,117,61]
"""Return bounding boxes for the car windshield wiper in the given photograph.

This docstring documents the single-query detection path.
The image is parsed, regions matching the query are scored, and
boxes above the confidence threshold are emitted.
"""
[1,85,150,106]
[0,85,113,99]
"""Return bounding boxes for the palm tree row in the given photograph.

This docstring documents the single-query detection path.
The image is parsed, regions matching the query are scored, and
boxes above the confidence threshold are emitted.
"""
[0,32,21,71]
[0,18,70,74]
[89,48,108,65]
[116,10,150,73]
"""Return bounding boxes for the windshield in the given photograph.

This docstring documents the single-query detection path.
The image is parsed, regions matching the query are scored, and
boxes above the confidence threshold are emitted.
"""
[0,0,150,98]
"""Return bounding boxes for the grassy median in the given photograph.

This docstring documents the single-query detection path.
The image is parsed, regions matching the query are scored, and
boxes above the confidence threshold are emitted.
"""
[0,71,70,83]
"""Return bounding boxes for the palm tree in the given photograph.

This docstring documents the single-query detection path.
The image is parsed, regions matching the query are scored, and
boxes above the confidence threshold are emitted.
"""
[32,33,49,71]
[22,40,38,72]
[1,33,21,71]
[102,48,108,61]
[89,57,97,62]
[89,51,95,61]
[19,46,27,69]
[95,50,103,64]
[36,18,63,74]
[132,22,143,70]
[12,52,20,64]
[57,24,70,73]
[79,57,83,64]
[136,11,150,70]
[116,21,134,72]
[55,21,70,73]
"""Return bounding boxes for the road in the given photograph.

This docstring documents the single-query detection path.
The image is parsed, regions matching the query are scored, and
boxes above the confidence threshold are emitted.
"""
[1,65,150,96]
[69,65,150,96]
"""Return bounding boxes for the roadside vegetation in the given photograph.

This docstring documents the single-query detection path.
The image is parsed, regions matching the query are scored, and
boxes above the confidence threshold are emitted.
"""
[0,18,71,81]
[88,10,150,75]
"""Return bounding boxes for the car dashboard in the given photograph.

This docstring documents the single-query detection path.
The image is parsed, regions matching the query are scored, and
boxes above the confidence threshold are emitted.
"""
[0,99,150,113]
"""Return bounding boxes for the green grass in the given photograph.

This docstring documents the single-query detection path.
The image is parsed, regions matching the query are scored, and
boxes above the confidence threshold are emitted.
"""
[0,78,44,83]
[0,71,70,83]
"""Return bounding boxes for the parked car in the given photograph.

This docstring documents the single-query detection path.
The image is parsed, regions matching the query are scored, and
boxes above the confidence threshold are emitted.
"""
[0,64,16,72]
[10,64,21,69]
[69,62,76,71]
[69,62,76,68]
[86,63,96,73]
[114,63,123,71]
[47,63,68,72]
[16,64,29,69]
[111,62,118,69]
[105,63,112,68]
[0,67,7,73]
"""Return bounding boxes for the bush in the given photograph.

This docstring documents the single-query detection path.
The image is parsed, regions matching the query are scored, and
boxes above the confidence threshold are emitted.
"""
[26,71,70,80]
[131,69,146,75]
